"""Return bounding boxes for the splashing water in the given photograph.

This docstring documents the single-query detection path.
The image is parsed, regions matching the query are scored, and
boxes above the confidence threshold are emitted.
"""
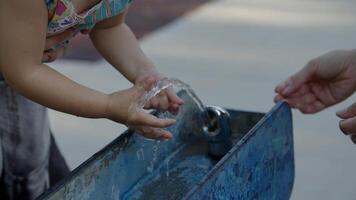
[138,77,205,111]
[137,77,212,130]
[136,148,145,161]
[139,78,212,175]
[147,141,160,172]
[165,158,170,177]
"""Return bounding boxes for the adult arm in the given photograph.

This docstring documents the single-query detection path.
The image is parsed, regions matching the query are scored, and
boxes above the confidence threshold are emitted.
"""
[274,49,356,143]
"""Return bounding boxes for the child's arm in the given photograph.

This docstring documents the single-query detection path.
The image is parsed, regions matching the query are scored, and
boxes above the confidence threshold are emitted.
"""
[89,10,155,83]
[89,9,184,114]
[0,0,110,118]
[0,0,174,140]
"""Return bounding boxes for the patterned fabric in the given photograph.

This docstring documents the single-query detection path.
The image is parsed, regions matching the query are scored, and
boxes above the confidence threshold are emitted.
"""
[45,0,131,50]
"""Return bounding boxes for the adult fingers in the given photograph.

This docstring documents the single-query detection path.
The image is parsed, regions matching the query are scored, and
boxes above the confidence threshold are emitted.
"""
[351,135,356,144]
[274,84,310,102]
[336,103,356,119]
[275,60,317,96]
[288,84,311,98]
[128,110,176,128]
[274,94,285,103]
[339,116,356,135]
[275,93,324,114]
[299,101,325,114]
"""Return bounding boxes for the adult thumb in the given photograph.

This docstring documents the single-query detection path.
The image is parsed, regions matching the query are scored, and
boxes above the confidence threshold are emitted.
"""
[337,103,356,119]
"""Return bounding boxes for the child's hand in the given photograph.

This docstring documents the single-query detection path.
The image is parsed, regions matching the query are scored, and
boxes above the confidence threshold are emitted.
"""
[274,50,356,114]
[42,29,77,63]
[143,87,184,115]
[136,74,184,115]
[106,76,179,140]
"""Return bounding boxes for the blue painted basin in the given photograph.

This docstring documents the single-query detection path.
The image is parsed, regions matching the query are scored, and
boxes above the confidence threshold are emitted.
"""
[38,91,294,200]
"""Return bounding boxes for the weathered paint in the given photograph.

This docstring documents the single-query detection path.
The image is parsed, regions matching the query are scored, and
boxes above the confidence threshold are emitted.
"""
[37,91,293,200]
[183,102,294,200]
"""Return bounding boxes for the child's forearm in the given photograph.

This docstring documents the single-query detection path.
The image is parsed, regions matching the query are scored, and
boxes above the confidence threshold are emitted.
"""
[4,63,109,118]
[1,0,108,120]
[90,22,159,83]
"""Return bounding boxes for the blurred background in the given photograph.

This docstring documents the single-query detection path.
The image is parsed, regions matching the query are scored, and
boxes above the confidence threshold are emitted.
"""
[47,0,356,199]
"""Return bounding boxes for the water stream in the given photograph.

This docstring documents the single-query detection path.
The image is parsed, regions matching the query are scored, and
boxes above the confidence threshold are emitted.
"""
[136,77,213,176]
[137,77,211,128]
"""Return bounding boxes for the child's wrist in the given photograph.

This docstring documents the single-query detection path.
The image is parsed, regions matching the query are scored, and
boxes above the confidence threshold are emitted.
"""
[134,68,162,83]
[103,93,113,120]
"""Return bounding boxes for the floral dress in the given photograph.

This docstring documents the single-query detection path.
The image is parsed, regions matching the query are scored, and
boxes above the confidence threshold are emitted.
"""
[46,0,131,50]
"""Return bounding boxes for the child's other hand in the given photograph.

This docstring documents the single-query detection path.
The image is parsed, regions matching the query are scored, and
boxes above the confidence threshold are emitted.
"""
[106,76,178,140]
[143,87,184,115]
[136,74,184,115]
[274,50,356,114]
[42,29,76,63]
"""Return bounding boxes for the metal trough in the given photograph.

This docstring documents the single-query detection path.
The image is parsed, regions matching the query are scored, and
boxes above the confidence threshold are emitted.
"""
[38,91,294,200]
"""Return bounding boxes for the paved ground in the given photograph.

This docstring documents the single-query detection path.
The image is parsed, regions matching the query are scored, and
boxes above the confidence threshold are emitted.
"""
[48,0,356,199]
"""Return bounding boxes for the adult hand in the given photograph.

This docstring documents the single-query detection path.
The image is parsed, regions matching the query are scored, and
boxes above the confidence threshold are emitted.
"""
[274,49,356,144]
[337,103,356,144]
[106,76,178,140]
[274,50,356,114]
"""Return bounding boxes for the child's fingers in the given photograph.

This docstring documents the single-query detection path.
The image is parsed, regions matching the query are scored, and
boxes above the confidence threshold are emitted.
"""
[157,94,169,110]
[149,97,160,109]
[168,104,179,115]
[45,29,76,50]
[152,128,173,140]
[129,110,176,128]
[166,88,184,105]
[144,93,174,112]
[42,47,65,63]
[147,94,170,111]
[134,126,173,140]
